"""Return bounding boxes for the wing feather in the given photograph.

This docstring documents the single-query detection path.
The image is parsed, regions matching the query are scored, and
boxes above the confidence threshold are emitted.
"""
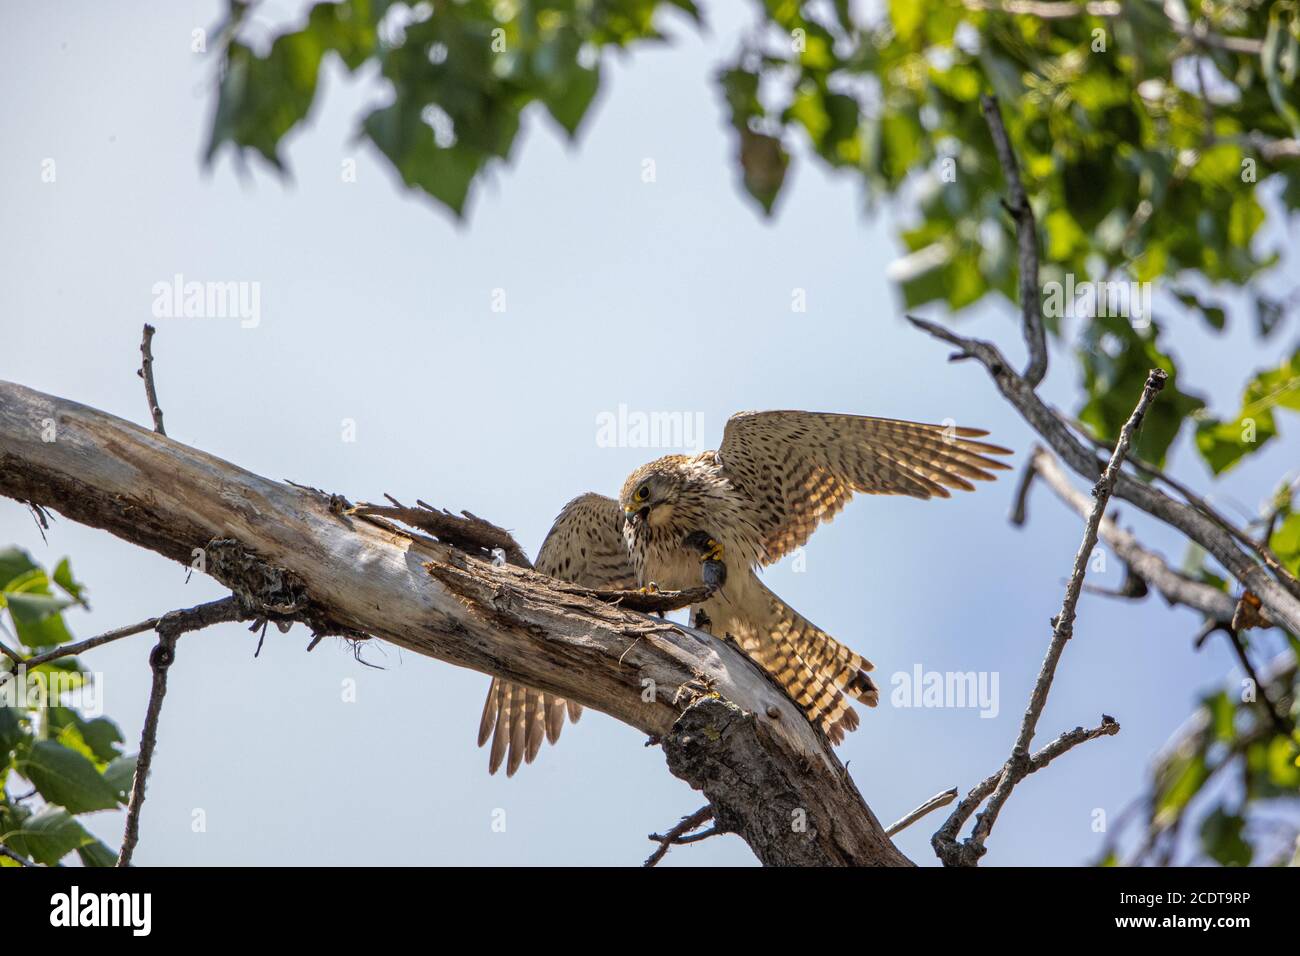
[718,411,1012,564]
[477,493,636,775]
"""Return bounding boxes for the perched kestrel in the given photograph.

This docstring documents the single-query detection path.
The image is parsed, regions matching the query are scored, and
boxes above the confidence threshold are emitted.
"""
[478,411,1011,774]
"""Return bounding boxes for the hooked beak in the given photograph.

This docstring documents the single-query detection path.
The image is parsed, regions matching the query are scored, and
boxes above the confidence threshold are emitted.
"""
[624,505,650,525]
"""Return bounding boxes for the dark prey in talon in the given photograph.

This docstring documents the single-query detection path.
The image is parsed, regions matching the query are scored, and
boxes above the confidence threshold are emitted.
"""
[682,530,728,591]
[477,410,1012,771]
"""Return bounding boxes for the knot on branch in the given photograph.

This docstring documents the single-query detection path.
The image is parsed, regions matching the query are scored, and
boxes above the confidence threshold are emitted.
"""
[204,538,367,643]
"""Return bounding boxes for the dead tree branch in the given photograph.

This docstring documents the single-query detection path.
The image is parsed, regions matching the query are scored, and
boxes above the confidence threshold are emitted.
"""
[981,94,1046,388]
[932,369,1163,865]
[906,315,1300,636]
[137,323,165,435]
[1018,445,1238,623]
[886,786,958,837]
[644,805,715,866]
[117,596,252,867]
[0,379,910,867]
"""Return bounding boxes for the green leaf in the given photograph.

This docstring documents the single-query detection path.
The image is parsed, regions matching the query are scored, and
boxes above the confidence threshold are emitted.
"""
[1077,318,1206,467]
[4,592,74,648]
[77,838,119,868]
[20,740,123,813]
[1194,348,1300,474]
[0,548,38,590]
[1155,752,1208,825]
[4,804,94,866]
[737,128,789,215]
[52,558,87,605]
[1199,807,1253,867]
[206,2,377,168]
[362,98,490,217]
[0,707,25,756]
[1271,512,1300,579]
[48,707,124,766]
[542,62,601,138]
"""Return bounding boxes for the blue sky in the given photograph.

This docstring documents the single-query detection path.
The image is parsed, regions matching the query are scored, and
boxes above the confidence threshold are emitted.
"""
[1,0,1296,865]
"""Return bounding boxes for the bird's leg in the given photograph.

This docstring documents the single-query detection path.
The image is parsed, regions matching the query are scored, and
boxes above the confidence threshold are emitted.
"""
[635,581,661,595]
[681,530,728,591]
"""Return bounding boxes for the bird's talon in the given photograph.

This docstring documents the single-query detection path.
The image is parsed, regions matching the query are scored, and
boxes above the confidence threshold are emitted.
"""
[699,539,725,563]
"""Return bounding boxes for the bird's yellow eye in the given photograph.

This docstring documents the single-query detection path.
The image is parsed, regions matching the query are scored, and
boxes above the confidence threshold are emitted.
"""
[636,486,649,502]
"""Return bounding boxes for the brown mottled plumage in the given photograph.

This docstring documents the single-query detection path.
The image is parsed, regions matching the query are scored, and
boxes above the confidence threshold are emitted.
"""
[478,411,1012,773]
[477,493,637,776]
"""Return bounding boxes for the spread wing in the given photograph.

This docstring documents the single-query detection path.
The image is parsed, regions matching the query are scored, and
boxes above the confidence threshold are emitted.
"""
[718,411,1013,566]
[477,493,637,776]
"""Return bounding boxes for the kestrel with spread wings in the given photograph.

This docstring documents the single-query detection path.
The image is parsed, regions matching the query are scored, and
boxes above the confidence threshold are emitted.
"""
[478,410,1012,775]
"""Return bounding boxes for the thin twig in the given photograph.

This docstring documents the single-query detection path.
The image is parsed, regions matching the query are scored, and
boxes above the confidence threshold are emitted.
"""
[0,846,35,867]
[981,93,1046,388]
[886,787,958,837]
[644,805,715,867]
[20,617,162,669]
[137,323,166,435]
[1218,629,1293,738]
[968,371,1162,854]
[934,370,1163,866]
[117,596,249,867]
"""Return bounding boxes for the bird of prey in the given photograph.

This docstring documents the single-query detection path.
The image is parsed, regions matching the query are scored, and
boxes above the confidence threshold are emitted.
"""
[477,410,1012,775]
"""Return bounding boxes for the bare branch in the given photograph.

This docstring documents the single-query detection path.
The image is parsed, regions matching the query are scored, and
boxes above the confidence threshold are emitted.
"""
[934,715,1119,864]
[137,323,166,435]
[644,805,715,867]
[886,787,958,837]
[1064,415,1300,602]
[905,315,1300,635]
[116,596,251,867]
[980,94,1046,388]
[16,617,164,670]
[933,370,1162,866]
[1216,628,1293,738]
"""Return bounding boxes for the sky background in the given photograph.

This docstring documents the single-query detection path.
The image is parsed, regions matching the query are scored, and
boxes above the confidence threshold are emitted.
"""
[1,0,1296,866]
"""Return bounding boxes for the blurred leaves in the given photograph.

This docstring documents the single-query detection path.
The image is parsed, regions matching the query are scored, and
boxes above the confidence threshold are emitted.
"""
[1,551,130,866]
[205,0,681,216]
[1195,347,1300,474]
[1077,317,1205,467]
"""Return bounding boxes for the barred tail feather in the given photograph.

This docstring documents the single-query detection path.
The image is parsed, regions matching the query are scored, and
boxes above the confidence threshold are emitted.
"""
[742,580,878,742]
[478,678,580,776]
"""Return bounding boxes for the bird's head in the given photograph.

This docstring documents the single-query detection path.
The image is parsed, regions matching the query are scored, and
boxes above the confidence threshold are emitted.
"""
[619,456,688,529]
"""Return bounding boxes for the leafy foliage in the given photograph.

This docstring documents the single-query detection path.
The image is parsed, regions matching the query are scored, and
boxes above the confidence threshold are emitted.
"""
[207,0,1300,477]
[0,549,131,866]
[1106,671,1300,866]
[1195,346,1300,474]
